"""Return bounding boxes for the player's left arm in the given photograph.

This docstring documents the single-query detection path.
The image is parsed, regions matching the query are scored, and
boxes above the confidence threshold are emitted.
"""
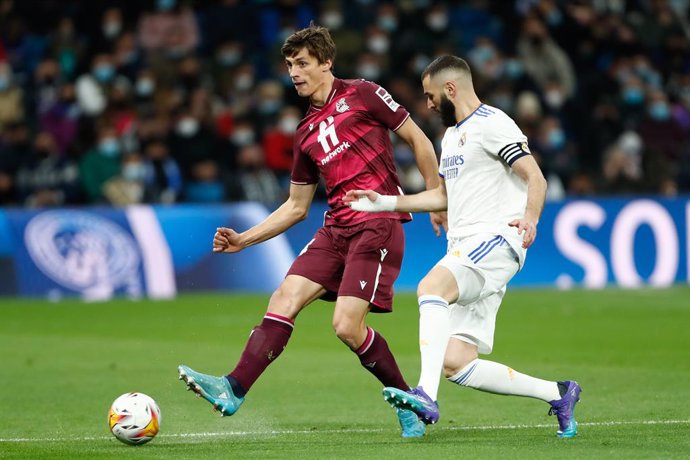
[394,117,448,236]
[508,155,547,249]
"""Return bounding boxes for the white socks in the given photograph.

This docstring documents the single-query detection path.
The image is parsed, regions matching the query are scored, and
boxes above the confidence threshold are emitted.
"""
[448,358,561,402]
[416,295,450,401]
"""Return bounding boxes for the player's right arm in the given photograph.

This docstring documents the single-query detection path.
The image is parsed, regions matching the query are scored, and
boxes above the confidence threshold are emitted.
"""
[213,183,318,253]
[343,182,447,213]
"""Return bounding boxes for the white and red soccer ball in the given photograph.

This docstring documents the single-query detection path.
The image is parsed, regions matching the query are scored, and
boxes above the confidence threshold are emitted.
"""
[108,392,161,445]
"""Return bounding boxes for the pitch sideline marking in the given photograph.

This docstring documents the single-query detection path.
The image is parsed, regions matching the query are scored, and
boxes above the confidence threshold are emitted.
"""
[1,419,689,443]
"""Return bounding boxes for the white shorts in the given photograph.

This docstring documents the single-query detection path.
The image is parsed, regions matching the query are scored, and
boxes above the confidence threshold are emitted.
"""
[436,233,520,354]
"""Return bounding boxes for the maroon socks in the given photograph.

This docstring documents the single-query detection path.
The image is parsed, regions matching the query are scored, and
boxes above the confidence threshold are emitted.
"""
[355,326,408,390]
[227,313,294,396]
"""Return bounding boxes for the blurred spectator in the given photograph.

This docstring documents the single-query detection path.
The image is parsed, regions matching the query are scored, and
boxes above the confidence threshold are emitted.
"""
[39,83,81,154]
[262,106,300,186]
[138,0,200,55]
[141,138,182,204]
[168,107,220,197]
[0,62,24,127]
[78,123,122,203]
[639,89,688,192]
[75,52,122,117]
[534,115,578,189]
[602,131,644,194]
[49,16,86,81]
[15,131,80,207]
[517,16,576,100]
[103,152,146,205]
[0,121,30,204]
[227,143,282,205]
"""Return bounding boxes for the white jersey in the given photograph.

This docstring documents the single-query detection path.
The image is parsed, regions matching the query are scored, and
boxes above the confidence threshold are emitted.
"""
[439,104,531,267]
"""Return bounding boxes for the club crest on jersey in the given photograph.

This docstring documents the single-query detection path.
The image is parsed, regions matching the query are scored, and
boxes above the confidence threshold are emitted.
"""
[459,132,467,147]
[309,123,314,131]
[335,98,349,113]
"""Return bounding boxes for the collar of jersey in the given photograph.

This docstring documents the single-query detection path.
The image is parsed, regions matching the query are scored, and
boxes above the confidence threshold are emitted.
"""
[310,78,343,111]
[455,103,484,128]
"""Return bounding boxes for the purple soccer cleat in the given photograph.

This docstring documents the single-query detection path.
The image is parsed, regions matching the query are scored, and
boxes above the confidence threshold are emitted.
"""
[383,386,439,425]
[548,380,582,438]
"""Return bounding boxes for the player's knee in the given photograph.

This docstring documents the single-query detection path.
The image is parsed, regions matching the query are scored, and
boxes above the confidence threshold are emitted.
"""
[267,285,302,318]
[331,317,359,348]
[416,275,437,298]
[442,352,478,378]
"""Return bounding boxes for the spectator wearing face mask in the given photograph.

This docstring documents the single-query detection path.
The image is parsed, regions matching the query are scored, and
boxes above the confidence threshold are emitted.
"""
[141,138,182,204]
[226,143,282,206]
[92,7,125,54]
[639,89,688,193]
[534,116,578,190]
[168,108,219,184]
[103,152,147,205]
[78,123,123,203]
[75,53,121,117]
[262,106,301,188]
[138,0,200,55]
[517,16,576,102]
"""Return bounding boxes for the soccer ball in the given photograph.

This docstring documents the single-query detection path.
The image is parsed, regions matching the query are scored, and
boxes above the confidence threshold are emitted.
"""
[108,392,161,445]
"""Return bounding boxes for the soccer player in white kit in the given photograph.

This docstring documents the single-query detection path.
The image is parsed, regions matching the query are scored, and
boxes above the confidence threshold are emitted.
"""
[344,55,581,438]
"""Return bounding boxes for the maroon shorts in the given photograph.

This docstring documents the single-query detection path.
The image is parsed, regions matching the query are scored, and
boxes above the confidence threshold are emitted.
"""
[287,218,404,313]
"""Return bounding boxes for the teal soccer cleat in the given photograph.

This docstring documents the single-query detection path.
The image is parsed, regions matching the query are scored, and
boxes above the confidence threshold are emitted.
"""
[178,365,244,416]
[396,408,426,438]
[384,386,439,424]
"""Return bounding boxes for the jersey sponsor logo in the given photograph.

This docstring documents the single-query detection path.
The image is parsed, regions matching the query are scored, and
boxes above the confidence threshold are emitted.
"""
[375,87,400,112]
[335,97,349,113]
[441,154,464,180]
[318,115,351,165]
[360,280,367,290]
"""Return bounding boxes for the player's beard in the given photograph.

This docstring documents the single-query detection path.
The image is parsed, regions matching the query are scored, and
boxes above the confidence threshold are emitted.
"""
[439,93,458,127]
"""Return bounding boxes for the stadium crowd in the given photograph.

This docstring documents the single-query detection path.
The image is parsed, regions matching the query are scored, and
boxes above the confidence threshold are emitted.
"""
[0,0,689,208]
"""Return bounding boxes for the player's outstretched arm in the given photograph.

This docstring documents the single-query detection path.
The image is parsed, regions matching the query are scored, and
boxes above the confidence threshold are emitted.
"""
[508,155,547,249]
[213,183,318,254]
[344,183,447,213]
[393,116,448,235]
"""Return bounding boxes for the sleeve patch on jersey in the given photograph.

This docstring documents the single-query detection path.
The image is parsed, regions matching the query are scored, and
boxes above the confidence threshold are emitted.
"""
[375,87,400,112]
[498,142,530,166]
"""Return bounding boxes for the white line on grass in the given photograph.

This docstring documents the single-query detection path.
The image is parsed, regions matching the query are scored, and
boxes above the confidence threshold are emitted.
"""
[1,419,689,443]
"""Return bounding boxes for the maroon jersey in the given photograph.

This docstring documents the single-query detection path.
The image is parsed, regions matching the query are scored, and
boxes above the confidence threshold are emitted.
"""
[291,78,412,227]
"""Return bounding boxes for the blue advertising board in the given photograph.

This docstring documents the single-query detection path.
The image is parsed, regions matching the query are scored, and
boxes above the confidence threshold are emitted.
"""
[0,197,687,299]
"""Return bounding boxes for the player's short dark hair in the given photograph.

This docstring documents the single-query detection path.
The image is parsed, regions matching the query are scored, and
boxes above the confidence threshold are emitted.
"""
[281,22,336,65]
[421,55,472,80]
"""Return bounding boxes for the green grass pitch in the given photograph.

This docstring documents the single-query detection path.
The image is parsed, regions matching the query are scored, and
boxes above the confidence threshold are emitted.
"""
[1,288,689,459]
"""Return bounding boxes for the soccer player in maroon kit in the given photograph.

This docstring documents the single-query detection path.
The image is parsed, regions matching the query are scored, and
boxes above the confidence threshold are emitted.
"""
[178,24,443,437]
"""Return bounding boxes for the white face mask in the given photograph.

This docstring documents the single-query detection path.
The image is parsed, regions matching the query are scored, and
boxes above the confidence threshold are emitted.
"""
[231,129,255,146]
[176,118,199,137]
[321,12,343,30]
[135,78,155,97]
[426,13,448,32]
[234,74,254,91]
[102,21,122,38]
[544,90,565,109]
[358,63,381,80]
[368,36,390,54]
[278,117,299,134]
[123,163,146,181]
